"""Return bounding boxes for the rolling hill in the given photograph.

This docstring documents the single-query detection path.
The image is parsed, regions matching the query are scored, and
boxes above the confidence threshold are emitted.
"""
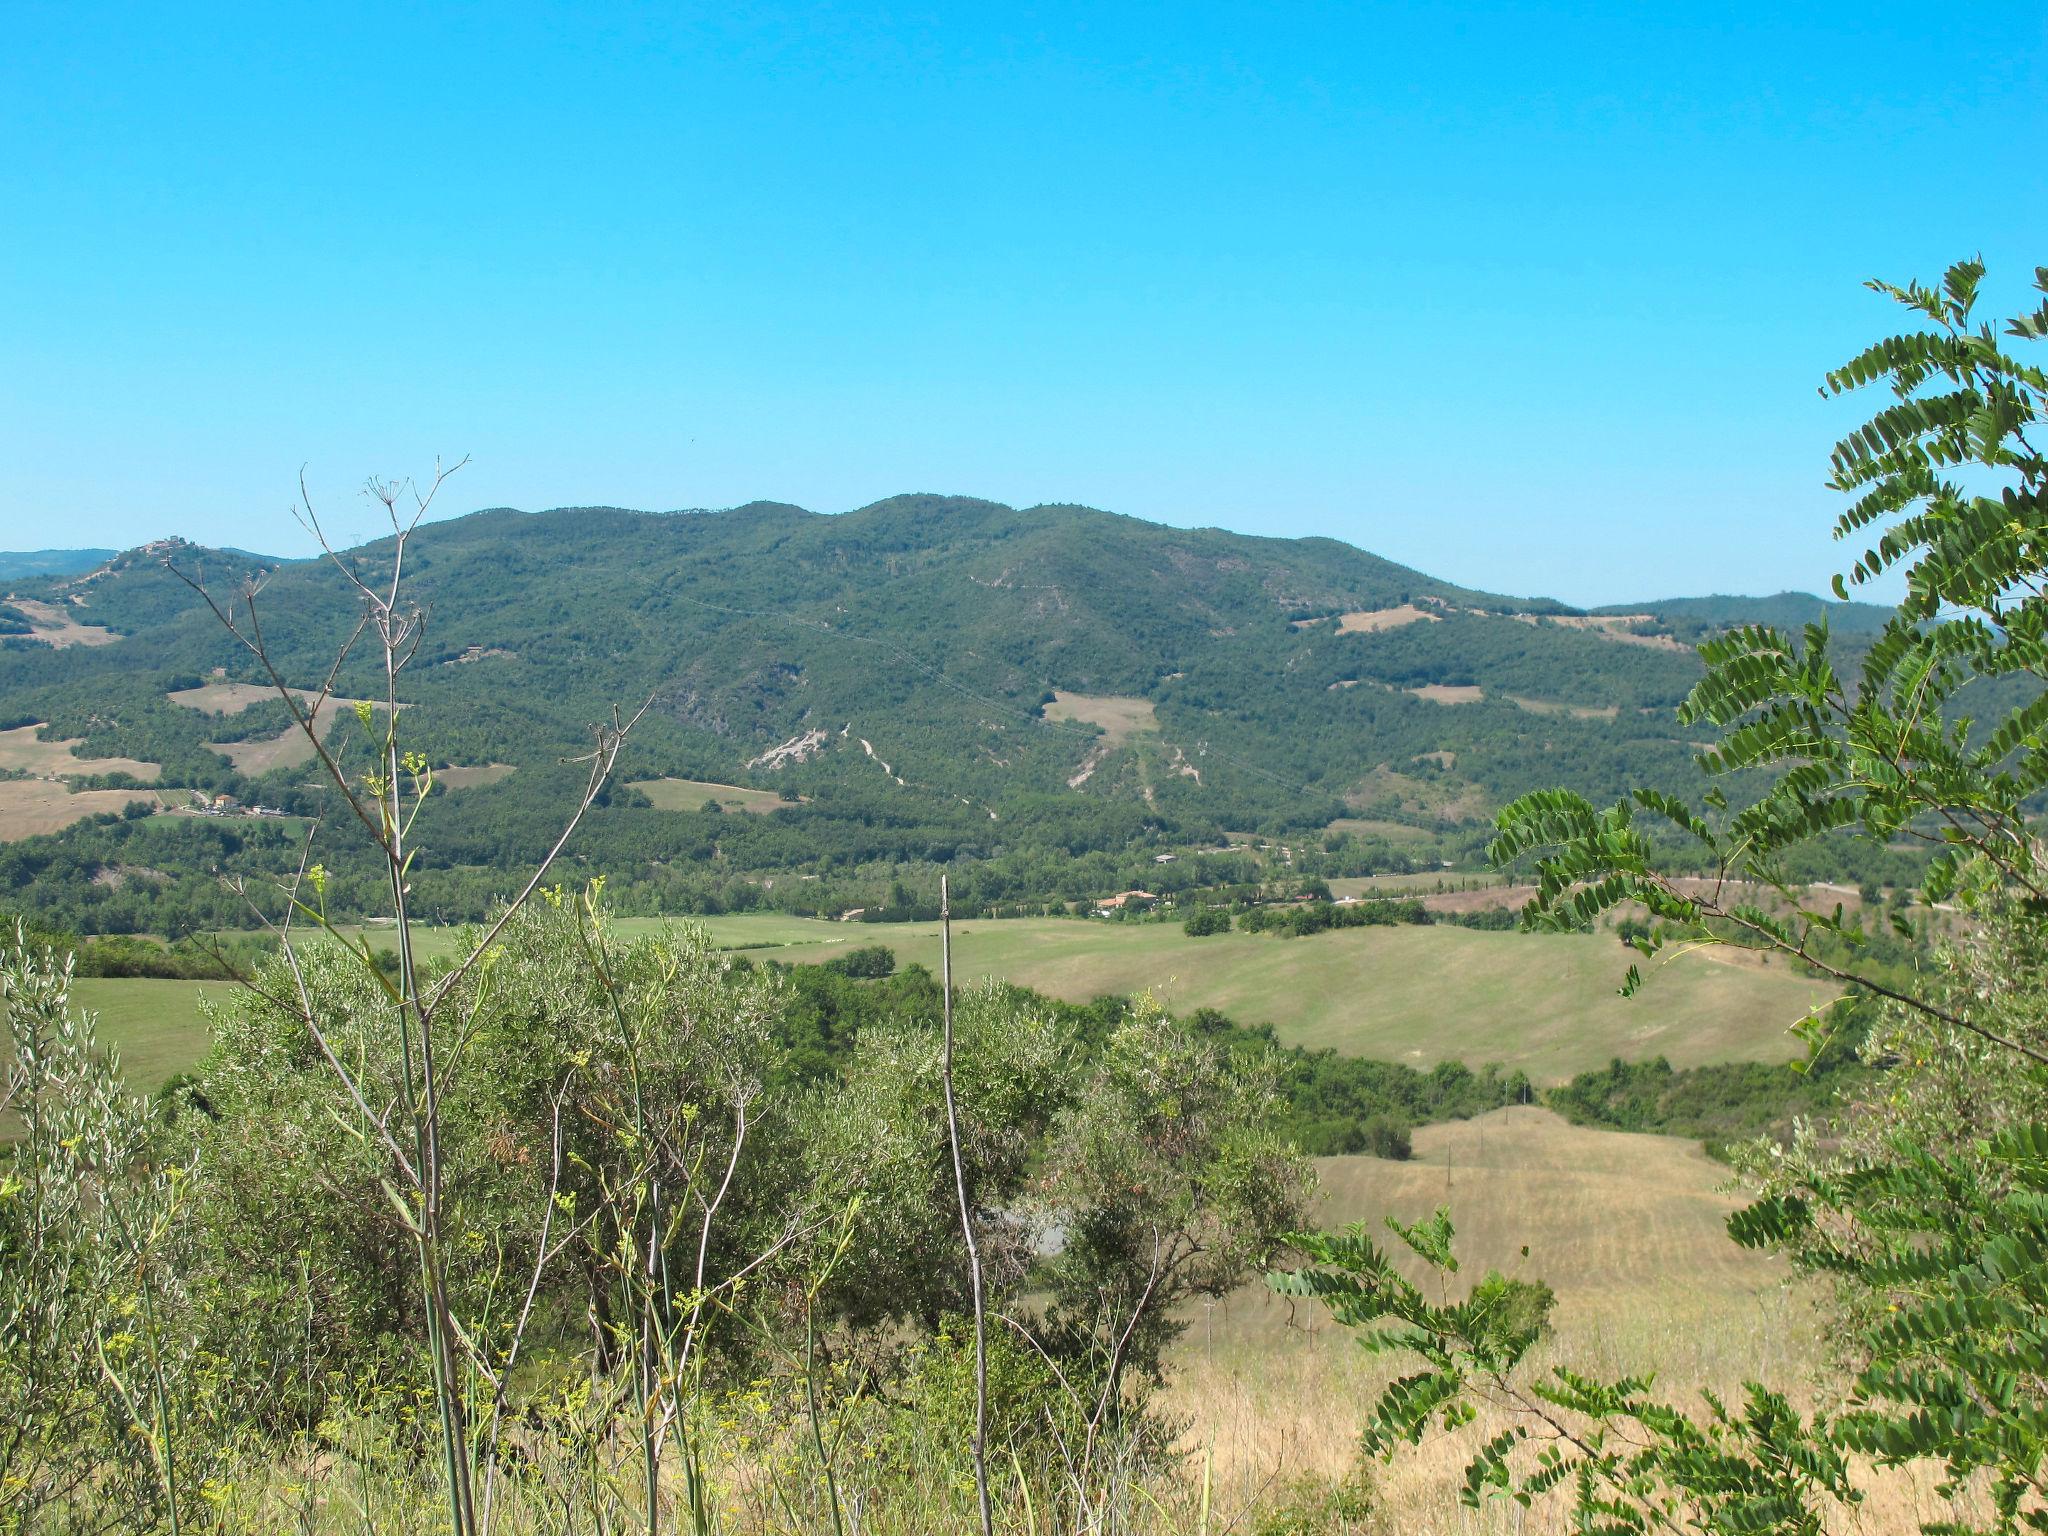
[0,547,119,582]
[0,497,1893,932]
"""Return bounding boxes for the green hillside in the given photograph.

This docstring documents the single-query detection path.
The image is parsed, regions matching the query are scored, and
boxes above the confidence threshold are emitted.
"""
[0,497,1897,933]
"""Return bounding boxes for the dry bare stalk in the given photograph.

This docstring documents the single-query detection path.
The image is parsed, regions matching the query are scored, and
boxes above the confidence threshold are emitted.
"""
[169,463,651,1536]
[938,873,994,1536]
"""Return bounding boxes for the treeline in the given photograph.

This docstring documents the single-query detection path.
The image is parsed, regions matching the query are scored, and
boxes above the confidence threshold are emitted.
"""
[1189,894,1520,938]
[762,949,1531,1158]
[1545,999,1872,1153]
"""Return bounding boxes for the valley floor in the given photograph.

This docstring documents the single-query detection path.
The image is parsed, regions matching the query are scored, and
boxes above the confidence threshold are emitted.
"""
[315,910,1821,1079]
[80,910,1827,1089]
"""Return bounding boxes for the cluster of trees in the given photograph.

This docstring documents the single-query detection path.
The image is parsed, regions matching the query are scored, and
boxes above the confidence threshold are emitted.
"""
[3,893,1317,1532]
[1545,1012,1870,1155]
[1186,893,1521,938]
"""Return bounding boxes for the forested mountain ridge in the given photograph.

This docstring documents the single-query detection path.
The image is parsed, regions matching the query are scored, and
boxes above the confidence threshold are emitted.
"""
[0,547,119,581]
[0,496,1894,930]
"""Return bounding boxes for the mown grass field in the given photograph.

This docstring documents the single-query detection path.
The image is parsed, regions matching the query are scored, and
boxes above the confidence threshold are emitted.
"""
[336,912,1825,1081]
[628,777,790,813]
[72,977,219,1087]
[1160,1107,1878,1532]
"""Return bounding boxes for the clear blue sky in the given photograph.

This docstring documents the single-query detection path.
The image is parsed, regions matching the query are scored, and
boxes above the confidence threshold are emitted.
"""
[3,3,2042,605]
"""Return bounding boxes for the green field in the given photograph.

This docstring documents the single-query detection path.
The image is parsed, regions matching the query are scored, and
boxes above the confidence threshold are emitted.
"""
[334,911,845,959]
[357,913,1828,1079]
[72,977,220,1089]
[77,912,1829,1090]
[627,777,789,813]
[795,918,1827,1080]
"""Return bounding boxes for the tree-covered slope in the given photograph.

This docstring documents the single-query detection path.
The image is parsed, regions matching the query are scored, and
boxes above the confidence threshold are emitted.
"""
[0,495,1894,930]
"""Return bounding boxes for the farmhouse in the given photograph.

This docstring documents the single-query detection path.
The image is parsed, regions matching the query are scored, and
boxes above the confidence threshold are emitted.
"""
[1093,889,1157,913]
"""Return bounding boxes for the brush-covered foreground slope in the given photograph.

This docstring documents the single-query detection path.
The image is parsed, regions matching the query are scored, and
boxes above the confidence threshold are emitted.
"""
[0,497,1892,929]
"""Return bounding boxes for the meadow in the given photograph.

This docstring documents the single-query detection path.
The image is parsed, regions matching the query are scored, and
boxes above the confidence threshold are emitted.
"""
[0,779,164,839]
[79,911,1835,1091]
[71,976,218,1086]
[1169,1109,1956,1534]
[628,776,791,813]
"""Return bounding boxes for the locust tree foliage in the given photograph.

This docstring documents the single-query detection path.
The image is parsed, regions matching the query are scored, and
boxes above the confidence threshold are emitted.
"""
[1492,262,2048,1062]
[1275,263,2048,1534]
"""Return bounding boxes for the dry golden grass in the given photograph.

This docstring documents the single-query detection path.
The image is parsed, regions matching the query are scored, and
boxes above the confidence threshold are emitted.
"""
[1163,1108,1974,1532]
[1524,613,1691,653]
[0,780,163,839]
[436,762,518,789]
[4,596,119,647]
[0,723,160,781]
[1041,690,1160,744]
[168,682,383,715]
[178,689,391,773]
[211,727,316,774]
[1406,683,1486,705]
[1336,605,1442,634]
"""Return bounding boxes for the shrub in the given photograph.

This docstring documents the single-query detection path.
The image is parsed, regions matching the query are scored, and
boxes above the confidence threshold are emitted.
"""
[824,942,896,977]
[1359,1114,1412,1161]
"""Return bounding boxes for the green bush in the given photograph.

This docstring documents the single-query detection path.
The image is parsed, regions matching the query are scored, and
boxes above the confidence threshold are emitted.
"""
[823,942,896,977]
[1358,1113,1412,1161]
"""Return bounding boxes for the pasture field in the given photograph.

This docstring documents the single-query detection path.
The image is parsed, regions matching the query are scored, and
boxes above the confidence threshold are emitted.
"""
[167,682,381,715]
[1506,694,1621,720]
[830,919,1825,1078]
[0,722,160,780]
[1335,603,1439,633]
[1324,873,1505,898]
[1321,816,1439,845]
[5,596,119,648]
[76,912,1829,1091]
[1039,691,1159,742]
[72,977,218,1088]
[362,913,1825,1079]
[0,781,164,840]
[628,777,788,813]
[1160,1108,1889,1531]
[436,762,518,789]
[1406,683,1485,704]
[1535,611,1692,653]
[334,911,846,960]
[211,726,317,774]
